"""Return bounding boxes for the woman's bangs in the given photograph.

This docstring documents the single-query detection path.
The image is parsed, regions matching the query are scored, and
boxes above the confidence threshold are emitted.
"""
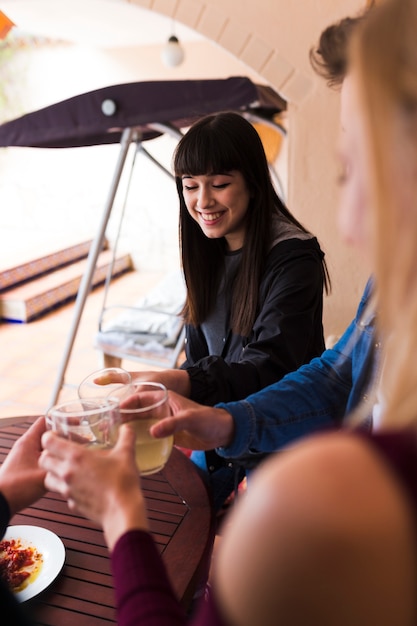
[174,131,241,176]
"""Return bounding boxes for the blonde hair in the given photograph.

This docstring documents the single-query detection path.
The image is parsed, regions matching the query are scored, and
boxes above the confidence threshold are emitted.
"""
[351,0,417,428]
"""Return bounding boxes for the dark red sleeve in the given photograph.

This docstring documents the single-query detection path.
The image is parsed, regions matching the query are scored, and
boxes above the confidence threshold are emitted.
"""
[111,530,186,626]
[111,530,228,626]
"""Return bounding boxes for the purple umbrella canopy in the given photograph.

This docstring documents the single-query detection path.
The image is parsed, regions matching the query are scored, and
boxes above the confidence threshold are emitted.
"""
[0,76,286,148]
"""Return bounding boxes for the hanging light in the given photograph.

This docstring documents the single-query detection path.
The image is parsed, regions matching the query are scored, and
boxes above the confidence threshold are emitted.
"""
[161,34,185,68]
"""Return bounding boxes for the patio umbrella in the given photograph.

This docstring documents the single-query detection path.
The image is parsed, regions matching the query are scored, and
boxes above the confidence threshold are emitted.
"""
[0,76,286,405]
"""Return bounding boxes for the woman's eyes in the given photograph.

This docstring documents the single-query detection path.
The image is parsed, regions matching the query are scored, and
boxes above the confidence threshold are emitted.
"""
[183,182,230,191]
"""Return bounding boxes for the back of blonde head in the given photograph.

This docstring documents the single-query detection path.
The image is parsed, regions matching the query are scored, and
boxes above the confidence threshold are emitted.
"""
[352,0,417,428]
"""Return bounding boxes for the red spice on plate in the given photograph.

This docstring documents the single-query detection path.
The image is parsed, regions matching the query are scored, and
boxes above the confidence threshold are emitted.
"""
[0,538,43,592]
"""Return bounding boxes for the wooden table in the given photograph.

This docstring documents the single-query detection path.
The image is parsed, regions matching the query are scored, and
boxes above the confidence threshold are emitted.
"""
[0,418,215,626]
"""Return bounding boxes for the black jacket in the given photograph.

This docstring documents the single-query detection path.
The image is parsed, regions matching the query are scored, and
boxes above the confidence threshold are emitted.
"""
[181,237,326,405]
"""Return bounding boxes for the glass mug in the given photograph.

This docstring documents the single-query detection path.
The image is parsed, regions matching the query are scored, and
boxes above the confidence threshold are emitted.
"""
[45,397,120,449]
[111,382,173,475]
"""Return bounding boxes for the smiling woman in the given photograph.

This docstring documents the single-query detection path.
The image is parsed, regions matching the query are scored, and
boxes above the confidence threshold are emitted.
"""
[122,111,331,511]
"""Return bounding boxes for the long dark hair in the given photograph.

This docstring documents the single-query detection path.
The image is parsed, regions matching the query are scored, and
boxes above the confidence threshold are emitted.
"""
[173,111,329,336]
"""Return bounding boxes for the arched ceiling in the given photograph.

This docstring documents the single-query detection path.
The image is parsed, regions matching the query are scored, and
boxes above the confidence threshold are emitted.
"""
[1,0,317,103]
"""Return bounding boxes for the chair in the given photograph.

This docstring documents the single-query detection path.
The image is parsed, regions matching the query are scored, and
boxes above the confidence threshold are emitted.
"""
[95,270,186,370]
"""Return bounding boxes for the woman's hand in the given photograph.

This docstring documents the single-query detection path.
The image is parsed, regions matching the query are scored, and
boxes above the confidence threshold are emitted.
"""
[0,416,46,517]
[150,391,235,450]
[94,368,192,397]
[39,425,149,550]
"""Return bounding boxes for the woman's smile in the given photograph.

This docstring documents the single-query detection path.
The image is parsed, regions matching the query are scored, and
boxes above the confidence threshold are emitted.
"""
[198,211,224,223]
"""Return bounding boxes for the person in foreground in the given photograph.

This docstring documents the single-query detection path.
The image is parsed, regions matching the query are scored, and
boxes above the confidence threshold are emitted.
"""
[40,1,417,623]
[0,417,46,625]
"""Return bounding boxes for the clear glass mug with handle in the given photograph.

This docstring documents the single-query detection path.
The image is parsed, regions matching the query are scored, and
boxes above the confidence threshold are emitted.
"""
[111,381,173,475]
[45,397,120,449]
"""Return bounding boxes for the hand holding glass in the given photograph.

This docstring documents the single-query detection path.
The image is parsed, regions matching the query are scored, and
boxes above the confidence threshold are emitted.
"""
[45,398,120,449]
[112,382,173,475]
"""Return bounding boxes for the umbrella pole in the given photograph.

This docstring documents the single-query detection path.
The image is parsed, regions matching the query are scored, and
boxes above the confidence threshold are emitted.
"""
[48,127,138,407]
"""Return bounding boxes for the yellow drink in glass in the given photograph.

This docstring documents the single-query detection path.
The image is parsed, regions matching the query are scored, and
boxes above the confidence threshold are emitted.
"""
[112,382,173,475]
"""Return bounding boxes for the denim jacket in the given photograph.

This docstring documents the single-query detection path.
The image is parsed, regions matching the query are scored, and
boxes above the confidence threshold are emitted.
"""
[216,278,379,465]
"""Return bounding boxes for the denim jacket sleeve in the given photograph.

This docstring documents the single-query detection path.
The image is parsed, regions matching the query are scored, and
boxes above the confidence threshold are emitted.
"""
[215,278,376,460]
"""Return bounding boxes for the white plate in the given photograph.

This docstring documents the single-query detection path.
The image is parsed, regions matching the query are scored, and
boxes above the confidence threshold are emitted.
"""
[2,525,66,602]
